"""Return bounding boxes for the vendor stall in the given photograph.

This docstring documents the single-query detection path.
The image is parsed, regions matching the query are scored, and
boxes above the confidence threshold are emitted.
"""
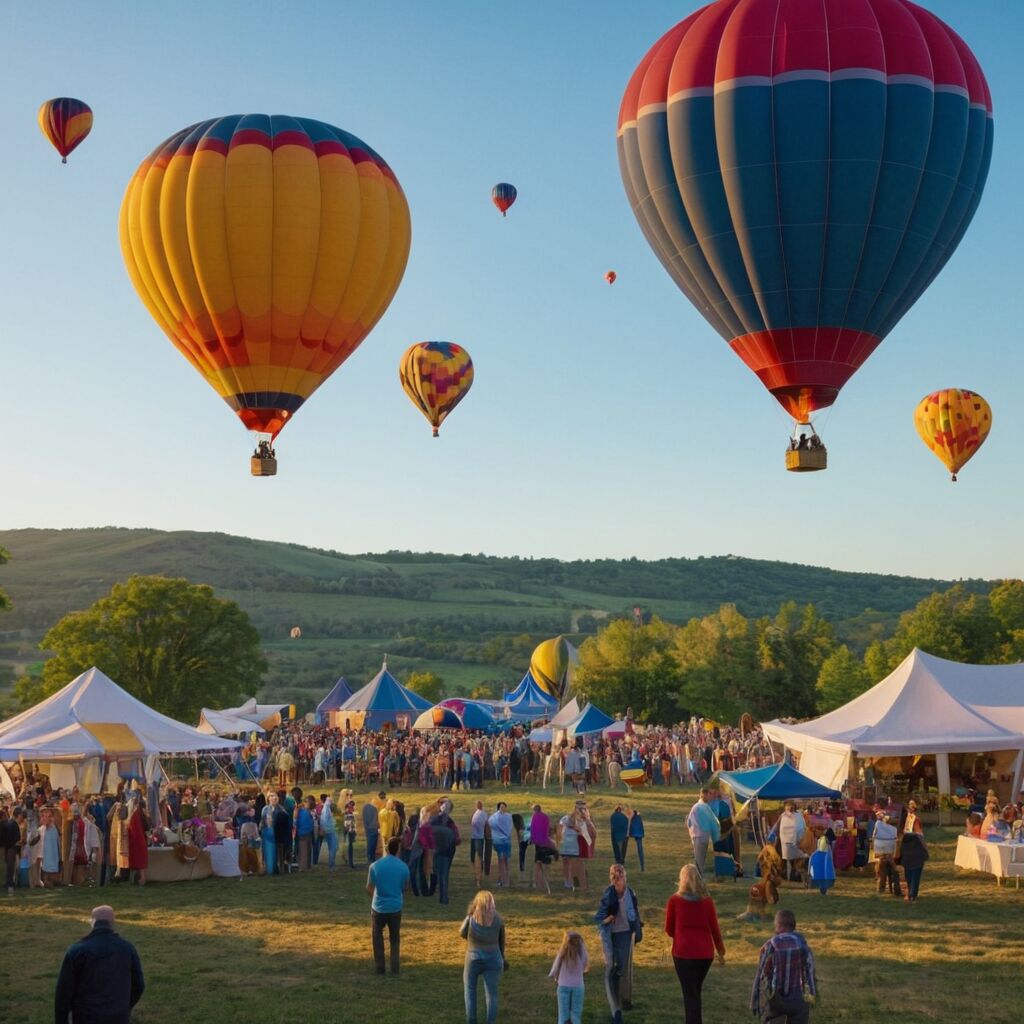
[955,835,1024,885]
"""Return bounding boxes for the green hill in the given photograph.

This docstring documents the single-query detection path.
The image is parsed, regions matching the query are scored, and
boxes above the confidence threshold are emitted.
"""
[0,527,984,708]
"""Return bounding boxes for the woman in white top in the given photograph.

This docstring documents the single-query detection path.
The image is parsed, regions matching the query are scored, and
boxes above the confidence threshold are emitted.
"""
[777,802,806,880]
[558,811,580,891]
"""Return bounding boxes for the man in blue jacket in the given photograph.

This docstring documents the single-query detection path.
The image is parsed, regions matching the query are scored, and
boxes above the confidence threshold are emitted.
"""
[54,906,144,1023]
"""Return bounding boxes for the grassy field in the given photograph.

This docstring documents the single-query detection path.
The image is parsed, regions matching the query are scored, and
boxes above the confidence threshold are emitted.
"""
[4,783,1024,1024]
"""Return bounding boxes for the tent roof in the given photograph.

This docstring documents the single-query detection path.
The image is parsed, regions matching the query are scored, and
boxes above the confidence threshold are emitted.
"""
[0,667,241,761]
[719,760,841,801]
[568,702,615,736]
[197,708,266,737]
[341,663,432,715]
[548,697,581,730]
[504,671,558,708]
[764,648,1024,756]
[316,677,354,714]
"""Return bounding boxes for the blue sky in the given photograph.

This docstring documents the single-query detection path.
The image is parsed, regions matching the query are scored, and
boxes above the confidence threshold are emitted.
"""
[1,2,1020,580]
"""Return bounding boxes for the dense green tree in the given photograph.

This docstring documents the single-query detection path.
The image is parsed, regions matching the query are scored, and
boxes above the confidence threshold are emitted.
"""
[404,671,444,703]
[575,617,682,723]
[673,604,759,722]
[14,575,264,720]
[816,644,873,712]
[469,682,499,700]
[754,602,835,718]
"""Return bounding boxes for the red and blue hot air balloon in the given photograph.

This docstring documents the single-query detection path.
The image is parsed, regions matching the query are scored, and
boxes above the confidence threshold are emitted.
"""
[617,0,993,471]
[491,182,517,217]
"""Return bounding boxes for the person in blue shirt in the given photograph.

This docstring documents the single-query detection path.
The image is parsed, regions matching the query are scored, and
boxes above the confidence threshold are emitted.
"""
[366,837,411,975]
[624,808,646,872]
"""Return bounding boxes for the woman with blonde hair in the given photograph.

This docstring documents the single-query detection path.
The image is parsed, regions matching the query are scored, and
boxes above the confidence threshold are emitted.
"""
[548,928,589,1024]
[664,864,725,1024]
[459,889,506,1023]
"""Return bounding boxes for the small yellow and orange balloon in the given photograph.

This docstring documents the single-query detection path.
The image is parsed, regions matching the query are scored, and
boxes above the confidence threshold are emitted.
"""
[399,342,474,437]
[605,270,617,285]
[38,98,93,163]
[914,388,992,482]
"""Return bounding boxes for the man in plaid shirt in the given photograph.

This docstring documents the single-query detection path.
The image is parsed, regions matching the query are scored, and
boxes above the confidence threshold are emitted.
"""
[750,909,818,1023]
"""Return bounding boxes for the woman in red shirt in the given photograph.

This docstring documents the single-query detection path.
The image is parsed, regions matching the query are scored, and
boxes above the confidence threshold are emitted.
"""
[664,863,725,1024]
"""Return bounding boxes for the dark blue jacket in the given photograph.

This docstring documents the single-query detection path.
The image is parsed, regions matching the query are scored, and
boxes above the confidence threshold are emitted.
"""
[54,922,144,1024]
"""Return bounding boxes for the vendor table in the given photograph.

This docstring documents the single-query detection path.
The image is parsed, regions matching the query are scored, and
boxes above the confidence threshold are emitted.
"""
[955,834,1023,883]
[208,838,241,878]
[146,847,213,883]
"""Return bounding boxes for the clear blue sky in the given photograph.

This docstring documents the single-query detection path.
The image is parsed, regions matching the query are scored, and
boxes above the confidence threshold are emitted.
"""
[1,2,1020,580]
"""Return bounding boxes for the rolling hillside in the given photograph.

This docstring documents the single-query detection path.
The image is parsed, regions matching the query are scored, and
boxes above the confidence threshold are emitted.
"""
[0,528,983,707]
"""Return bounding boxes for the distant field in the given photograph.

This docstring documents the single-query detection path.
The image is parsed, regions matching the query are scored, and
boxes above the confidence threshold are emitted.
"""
[4,783,1022,1024]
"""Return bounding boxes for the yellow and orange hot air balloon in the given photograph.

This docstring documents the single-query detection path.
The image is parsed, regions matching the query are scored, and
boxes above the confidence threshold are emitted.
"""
[38,98,93,163]
[914,388,992,482]
[119,115,411,474]
[399,342,474,437]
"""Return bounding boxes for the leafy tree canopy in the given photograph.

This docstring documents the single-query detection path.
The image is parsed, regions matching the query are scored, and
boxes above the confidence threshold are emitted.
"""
[404,671,445,704]
[14,575,265,720]
[0,546,10,612]
[816,644,873,713]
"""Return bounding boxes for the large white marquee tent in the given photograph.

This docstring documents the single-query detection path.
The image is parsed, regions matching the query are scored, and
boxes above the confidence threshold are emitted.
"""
[763,648,1024,795]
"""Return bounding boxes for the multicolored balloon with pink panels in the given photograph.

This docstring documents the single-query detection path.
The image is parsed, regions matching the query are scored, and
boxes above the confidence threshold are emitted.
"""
[399,341,474,437]
[618,0,993,462]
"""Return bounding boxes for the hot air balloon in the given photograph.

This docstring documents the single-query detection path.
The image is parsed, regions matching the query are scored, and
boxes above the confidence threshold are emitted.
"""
[38,98,92,163]
[618,0,993,472]
[491,182,517,217]
[120,115,411,476]
[605,271,617,285]
[529,636,577,700]
[399,341,474,437]
[914,388,991,482]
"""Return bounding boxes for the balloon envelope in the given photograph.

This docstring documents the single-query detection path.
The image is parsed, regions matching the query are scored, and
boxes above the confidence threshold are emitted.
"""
[399,342,474,437]
[617,0,993,422]
[491,182,517,216]
[120,115,411,442]
[605,271,617,285]
[38,98,92,162]
[530,636,571,700]
[914,388,992,480]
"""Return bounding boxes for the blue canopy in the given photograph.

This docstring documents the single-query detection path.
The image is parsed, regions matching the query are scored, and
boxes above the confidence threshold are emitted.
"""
[315,676,354,724]
[568,702,615,737]
[340,662,432,730]
[718,760,841,802]
[504,671,557,707]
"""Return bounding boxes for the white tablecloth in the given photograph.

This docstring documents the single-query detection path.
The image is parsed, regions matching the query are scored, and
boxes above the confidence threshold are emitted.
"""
[954,835,1021,879]
[207,838,241,877]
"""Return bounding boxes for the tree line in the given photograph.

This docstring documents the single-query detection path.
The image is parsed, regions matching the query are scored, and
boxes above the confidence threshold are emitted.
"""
[575,580,1024,724]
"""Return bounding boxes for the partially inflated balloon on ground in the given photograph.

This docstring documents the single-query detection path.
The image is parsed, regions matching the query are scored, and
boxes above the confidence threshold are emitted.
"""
[914,389,992,482]
[120,115,411,472]
[39,98,92,162]
[399,342,474,437]
[530,636,571,700]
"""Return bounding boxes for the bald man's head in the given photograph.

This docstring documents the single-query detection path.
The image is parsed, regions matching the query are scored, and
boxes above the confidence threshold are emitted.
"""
[90,905,115,926]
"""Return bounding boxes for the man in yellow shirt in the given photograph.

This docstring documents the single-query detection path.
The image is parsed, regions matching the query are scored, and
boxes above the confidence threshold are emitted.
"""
[378,799,402,849]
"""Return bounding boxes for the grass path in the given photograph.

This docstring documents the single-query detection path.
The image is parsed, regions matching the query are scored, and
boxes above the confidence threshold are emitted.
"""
[4,783,1024,1023]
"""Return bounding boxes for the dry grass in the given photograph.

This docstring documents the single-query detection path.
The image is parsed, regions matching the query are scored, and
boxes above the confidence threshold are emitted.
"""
[4,784,1024,1023]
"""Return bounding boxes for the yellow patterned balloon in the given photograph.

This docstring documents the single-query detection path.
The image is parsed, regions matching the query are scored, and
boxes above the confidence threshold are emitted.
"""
[399,342,474,437]
[120,115,410,453]
[530,636,571,700]
[914,389,992,482]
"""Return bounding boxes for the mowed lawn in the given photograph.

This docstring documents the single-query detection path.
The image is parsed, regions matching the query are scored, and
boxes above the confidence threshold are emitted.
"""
[5,784,1024,1024]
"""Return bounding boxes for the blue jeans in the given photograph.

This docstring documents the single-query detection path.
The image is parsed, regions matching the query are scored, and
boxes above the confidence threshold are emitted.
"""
[611,836,626,865]
[322,831,338,869]
[557,984,584,1024]
[903,866,923,899]
[432,852,453,904]
[366,830,379,864]
[624,836,645,871]
[464,950,502,1023]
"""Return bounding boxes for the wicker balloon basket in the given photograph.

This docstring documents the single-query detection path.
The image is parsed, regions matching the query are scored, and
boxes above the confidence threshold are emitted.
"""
[785,448,827,472]
[250,455,278,477]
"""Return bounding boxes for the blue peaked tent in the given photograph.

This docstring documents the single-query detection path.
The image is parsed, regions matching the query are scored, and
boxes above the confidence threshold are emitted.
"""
[315,676,354,725]
[340,662,432,730]
[568,702,615,737]
[503,671,558,719]
[718,760,841,802]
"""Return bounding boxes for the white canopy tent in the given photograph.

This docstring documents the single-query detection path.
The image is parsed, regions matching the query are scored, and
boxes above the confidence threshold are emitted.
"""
[763,648,1024,795]
[548,697,581,730]
[0,667,240,791]
[197,708,266,737]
